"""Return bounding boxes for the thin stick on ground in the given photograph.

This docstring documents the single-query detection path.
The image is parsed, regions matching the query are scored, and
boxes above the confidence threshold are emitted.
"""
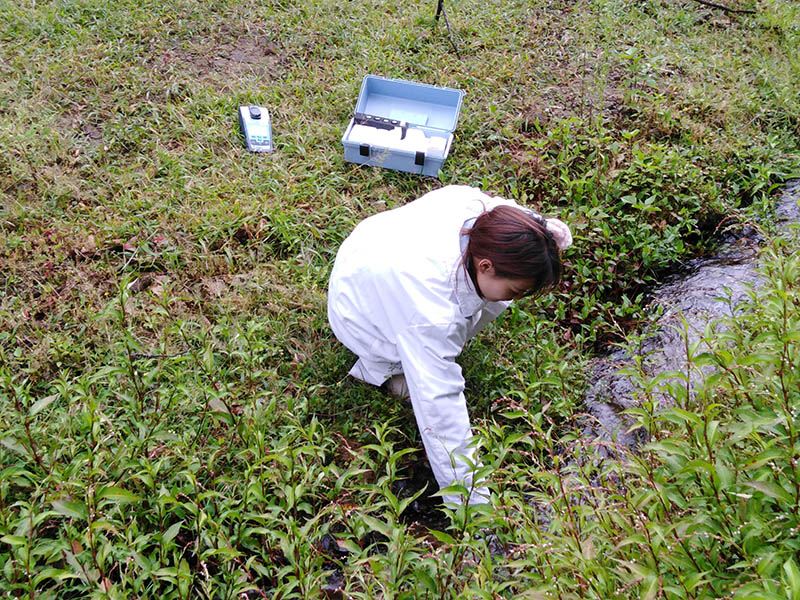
[689,0,755,14]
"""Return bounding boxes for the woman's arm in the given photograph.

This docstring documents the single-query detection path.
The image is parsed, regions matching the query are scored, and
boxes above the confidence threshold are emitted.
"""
[395,322,490,506]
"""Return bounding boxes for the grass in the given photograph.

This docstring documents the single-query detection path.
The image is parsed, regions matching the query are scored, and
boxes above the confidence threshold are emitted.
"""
[1,0,799,597]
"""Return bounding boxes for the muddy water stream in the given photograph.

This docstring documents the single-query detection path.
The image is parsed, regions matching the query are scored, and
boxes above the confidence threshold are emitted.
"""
[583,180,800,453]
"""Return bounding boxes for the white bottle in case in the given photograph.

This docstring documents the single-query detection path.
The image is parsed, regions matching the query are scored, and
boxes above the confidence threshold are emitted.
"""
[239,106,273,152]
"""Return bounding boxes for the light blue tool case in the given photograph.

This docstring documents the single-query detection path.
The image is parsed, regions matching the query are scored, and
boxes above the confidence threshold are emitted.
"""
[342,75,464,178]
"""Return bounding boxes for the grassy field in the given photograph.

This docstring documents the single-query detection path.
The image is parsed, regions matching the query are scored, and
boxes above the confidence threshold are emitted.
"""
[1,0,799,597]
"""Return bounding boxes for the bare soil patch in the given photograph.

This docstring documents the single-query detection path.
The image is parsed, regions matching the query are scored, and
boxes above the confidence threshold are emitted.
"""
[148,24,290,90]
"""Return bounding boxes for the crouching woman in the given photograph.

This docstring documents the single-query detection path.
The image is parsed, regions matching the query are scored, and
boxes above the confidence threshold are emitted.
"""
[327,185,572,505]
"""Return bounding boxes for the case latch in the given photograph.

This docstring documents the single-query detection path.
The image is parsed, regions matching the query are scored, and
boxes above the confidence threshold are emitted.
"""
[359,144,370,157]
[414,151,425,166]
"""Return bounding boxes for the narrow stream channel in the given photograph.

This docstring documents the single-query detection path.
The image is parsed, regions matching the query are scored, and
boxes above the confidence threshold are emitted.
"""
[583,180,800,454]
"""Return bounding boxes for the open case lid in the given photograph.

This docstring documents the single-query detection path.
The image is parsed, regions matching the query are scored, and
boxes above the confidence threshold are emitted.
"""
[354,75,464,132]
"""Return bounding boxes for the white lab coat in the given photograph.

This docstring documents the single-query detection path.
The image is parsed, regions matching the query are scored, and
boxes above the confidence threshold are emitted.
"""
[328,185,534,505]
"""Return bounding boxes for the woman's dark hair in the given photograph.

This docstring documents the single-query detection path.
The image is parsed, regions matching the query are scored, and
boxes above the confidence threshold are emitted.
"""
[463,205,562,297]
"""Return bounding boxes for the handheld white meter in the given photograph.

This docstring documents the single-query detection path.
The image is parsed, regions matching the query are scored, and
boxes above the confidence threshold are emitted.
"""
[238,105,273,152]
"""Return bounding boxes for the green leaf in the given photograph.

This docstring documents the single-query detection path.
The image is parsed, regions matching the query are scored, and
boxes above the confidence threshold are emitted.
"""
[1,535,28,546]
[663,408,702,426]
[733,583,786,599]
[360,514,392,537]
[757,552,782,577]
[520,591,551,600]
[742,481,793,504]
[178,557,191,597]
[90,519,117,532]
[617,559,652,579]
[414,568,437,593]
[642,575,659,600]
[63,550,97,584]
[33,568,79,586]
[29,393,59,416]
[681,459,714,476]
[744,449,784,470]
[52,499,88,520]
[0,437,28,456]
[199,546,242,560]
[203,345,214,372]
[684,571,709,591]
[153,567,178,579]
[715,461,735,489]
[428,529,456,545]
[784,558,800,600]
[337,539,362,555]
[706,420,720,446]
[334,467,370,492]
[96,486,142,503]
[433,483,470,499]
[209,398,229,414]
[161,521,183,546]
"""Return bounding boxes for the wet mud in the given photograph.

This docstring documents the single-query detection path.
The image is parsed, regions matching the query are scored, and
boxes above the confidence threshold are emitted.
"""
[317,460,450,596]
